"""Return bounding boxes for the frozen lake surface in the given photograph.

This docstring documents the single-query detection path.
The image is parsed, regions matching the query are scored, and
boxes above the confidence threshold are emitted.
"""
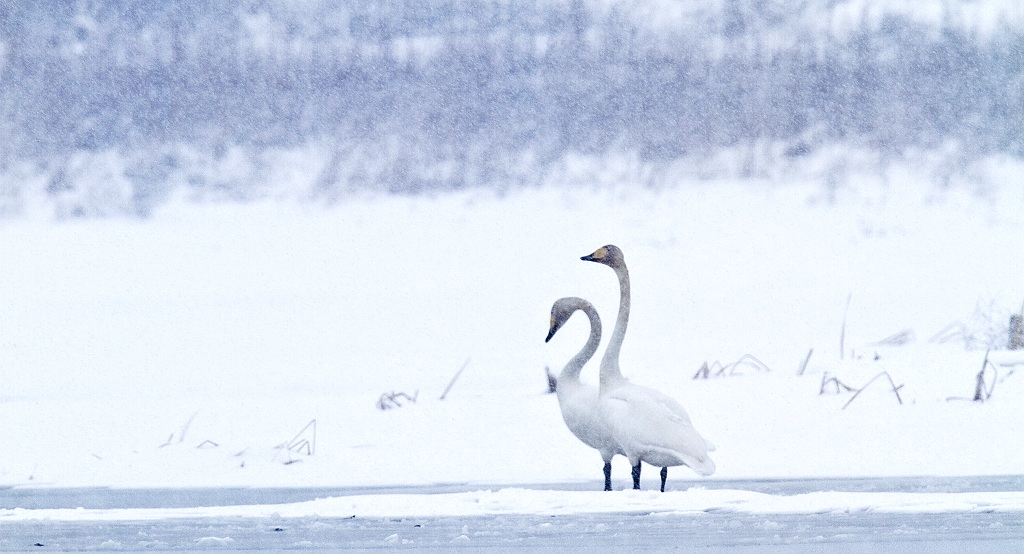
[3,477,1023,551]
[4,511,1024,552]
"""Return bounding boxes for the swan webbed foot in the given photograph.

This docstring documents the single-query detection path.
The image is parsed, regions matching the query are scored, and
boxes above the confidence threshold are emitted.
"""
[603,462,612,491]
[631,463,641,490]
[660,467,668,492]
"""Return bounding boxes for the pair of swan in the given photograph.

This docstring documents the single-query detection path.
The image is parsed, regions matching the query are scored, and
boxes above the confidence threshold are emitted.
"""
[547,245,716,492]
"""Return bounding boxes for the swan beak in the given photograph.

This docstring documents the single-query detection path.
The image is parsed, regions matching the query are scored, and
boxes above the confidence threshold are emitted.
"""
[581,246,607,262]
[545,327,556,342]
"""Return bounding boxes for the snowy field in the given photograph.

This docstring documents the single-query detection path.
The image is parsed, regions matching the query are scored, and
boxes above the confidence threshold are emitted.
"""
[2,166,1024,524]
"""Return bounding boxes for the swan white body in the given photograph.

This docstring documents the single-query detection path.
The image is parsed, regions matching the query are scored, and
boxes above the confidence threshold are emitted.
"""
[582,245,716,489]
[546,297,624,491]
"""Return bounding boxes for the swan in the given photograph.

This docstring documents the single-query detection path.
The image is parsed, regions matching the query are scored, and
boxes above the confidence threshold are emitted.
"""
[545,297,625,491]
[581,245,716,492]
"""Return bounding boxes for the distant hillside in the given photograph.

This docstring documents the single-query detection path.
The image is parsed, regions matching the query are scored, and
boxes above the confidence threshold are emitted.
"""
[2,1,1022,217]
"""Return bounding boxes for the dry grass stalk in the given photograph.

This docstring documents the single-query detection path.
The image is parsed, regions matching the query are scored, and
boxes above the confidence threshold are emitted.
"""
[545,366,558,393]
[440,358,471,400]
[159,411,199,448]
[693,354,772,380]
[973,349,999,402]
[840,293,852,360]
[871,330,916,346]
[820,369,903,409]
[693,361,712,380]
[798,348,814,376]
[946,350,1002,403]
[377,390,419,410]
[929,322,964,344]
[819,372,856,395]
[275,419,317,464]
[841,371,904,410]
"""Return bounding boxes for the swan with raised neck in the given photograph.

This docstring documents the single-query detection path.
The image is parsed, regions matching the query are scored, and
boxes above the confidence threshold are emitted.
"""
[581,244,716,492]
[579,245,630,391]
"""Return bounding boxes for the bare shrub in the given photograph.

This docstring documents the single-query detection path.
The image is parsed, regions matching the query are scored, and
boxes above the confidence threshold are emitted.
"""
[930,301,1012,351]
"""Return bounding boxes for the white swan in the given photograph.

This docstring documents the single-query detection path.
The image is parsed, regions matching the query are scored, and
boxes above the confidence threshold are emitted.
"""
[581,245,716,491]
[546,297,625,491]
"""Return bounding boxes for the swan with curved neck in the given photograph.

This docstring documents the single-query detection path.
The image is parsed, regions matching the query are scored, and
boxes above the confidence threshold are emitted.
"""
[582,245,716,491]
[546,297,624,491]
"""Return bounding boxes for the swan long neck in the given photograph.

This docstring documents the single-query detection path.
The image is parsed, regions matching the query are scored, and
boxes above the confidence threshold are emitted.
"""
[599,263,630,390]
[558,301,602,385]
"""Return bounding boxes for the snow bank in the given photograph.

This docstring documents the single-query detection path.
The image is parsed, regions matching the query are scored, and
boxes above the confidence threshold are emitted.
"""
[4,488,1024,522]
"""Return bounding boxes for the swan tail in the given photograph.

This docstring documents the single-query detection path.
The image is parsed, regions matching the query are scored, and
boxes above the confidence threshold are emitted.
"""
[686,454,716,477]
[675,440,716,477]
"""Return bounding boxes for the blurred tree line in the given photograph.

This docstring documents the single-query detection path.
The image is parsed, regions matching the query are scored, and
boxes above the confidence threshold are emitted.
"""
[1,0,1021,213]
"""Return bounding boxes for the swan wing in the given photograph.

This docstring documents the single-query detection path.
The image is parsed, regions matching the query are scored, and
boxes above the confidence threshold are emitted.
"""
[601,384,716,475]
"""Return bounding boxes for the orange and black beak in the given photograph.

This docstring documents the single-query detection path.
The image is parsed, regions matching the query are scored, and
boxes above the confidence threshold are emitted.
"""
[581,246,607,263]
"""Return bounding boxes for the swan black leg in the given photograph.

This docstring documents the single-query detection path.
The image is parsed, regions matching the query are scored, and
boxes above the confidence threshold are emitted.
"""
[660,467,668,492]
[631,463,642,490]
[602,462,612,491]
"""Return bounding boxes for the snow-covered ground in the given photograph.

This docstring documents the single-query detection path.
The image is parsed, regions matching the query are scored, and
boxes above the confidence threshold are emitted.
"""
[2,168,1024,520]
[5,487,1024,522]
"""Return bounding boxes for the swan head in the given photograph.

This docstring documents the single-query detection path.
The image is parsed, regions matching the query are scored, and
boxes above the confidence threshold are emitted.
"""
[580,244,625,269]
[545,296,588,343]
